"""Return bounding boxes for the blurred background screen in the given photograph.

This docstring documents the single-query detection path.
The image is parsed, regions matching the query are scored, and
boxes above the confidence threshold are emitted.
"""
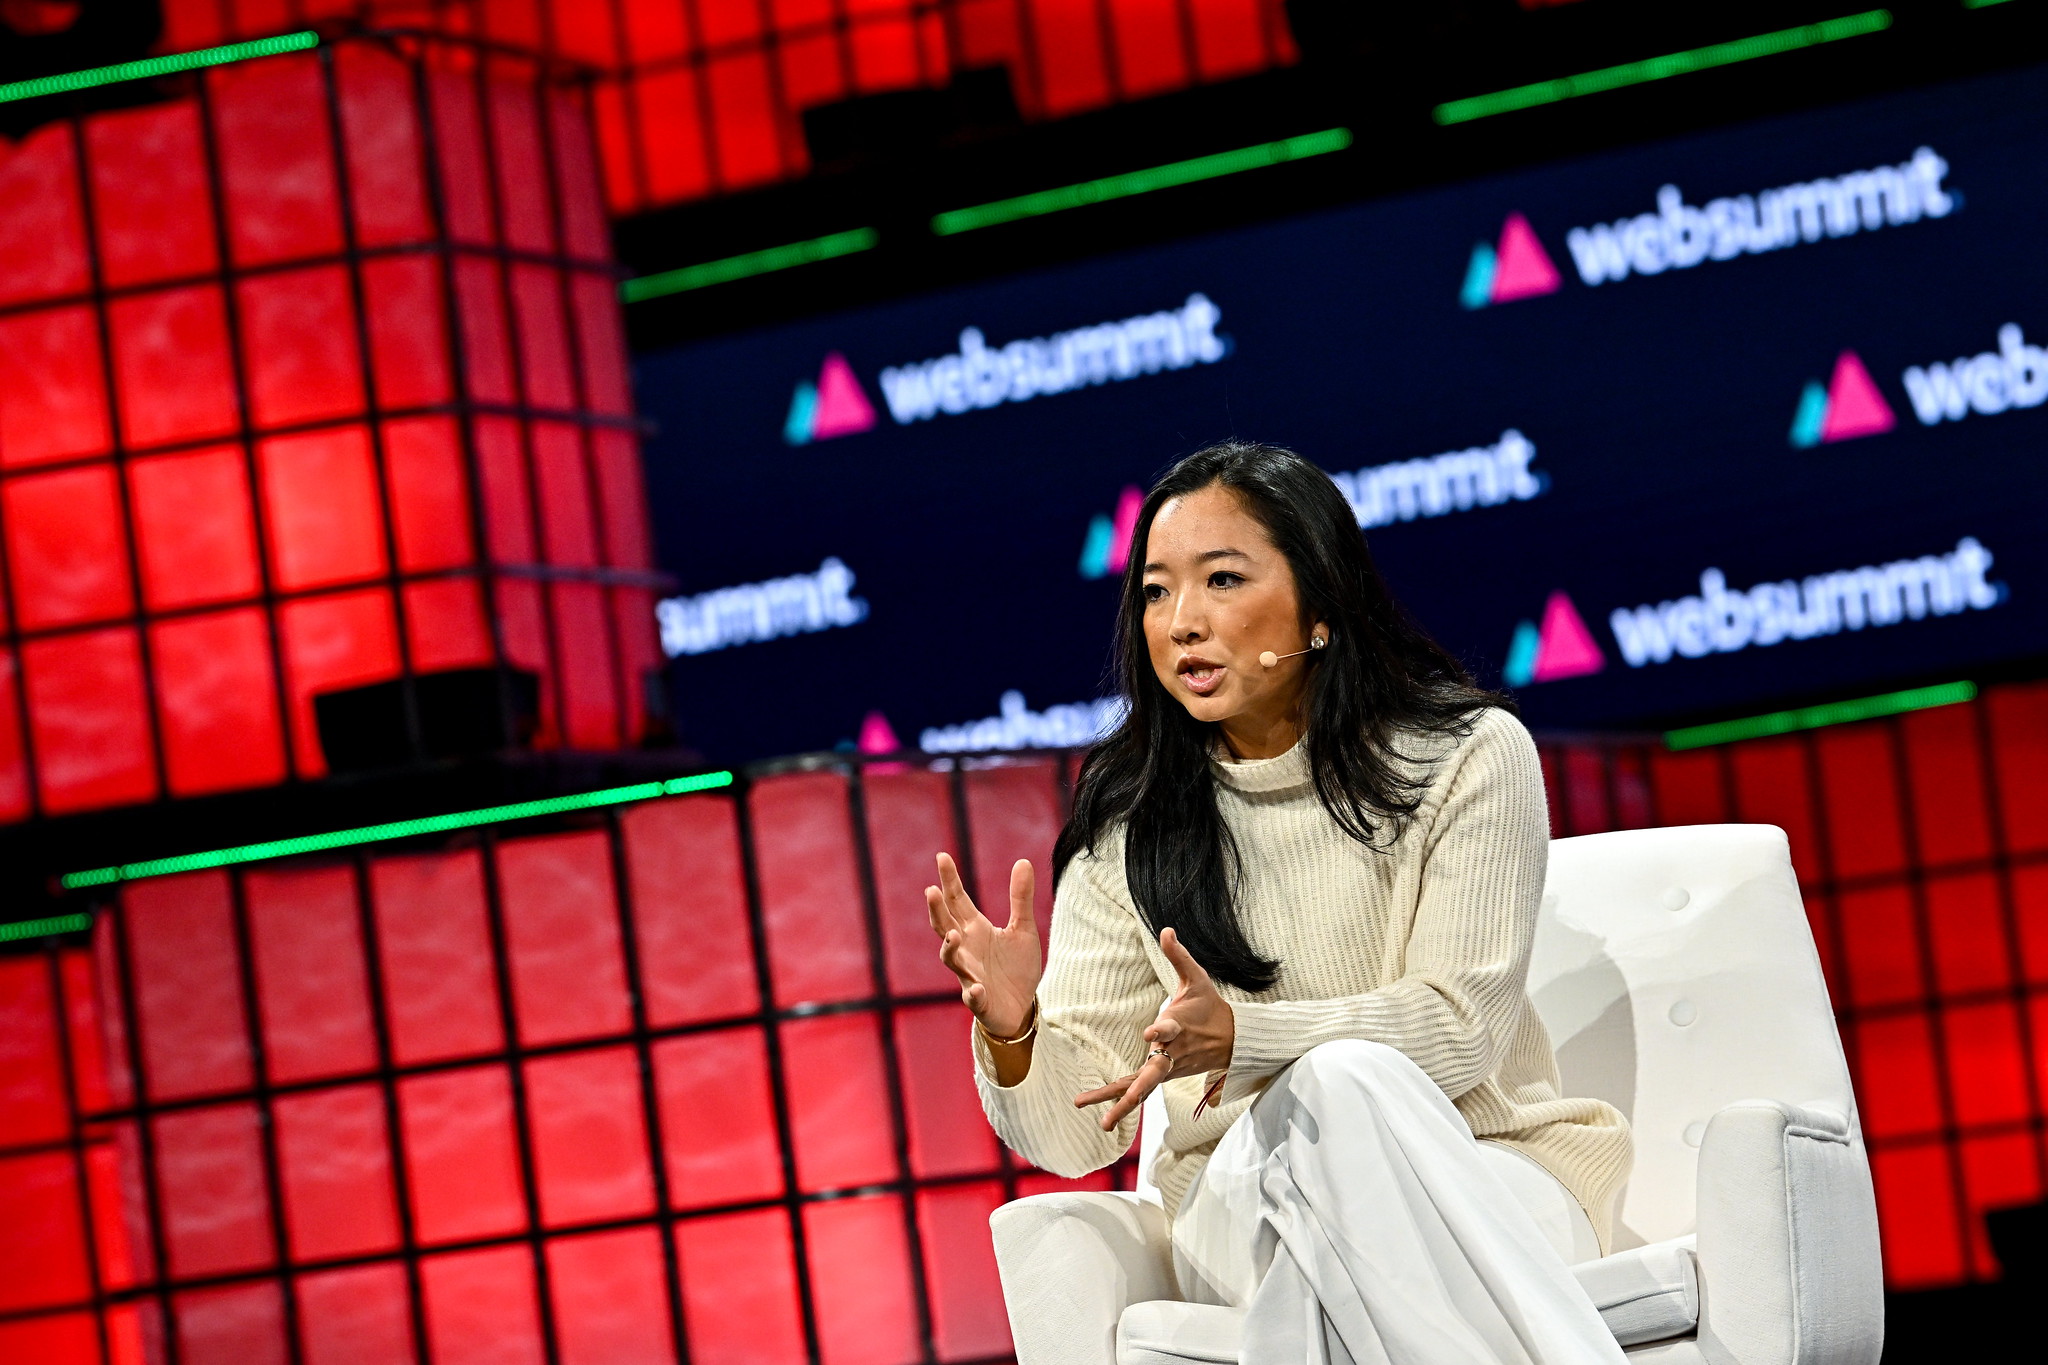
[639,62,2048,764]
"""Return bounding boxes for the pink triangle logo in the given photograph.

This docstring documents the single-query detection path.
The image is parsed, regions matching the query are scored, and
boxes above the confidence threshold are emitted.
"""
[808,352,877,441]
[856,710,900,755]
[1490,213,1561,303]
[1818,350,1895,443]
[1107,486,1145,575]
[1530,591,1604,682]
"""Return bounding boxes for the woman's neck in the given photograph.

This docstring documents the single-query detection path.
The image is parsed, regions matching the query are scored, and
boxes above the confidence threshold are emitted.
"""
[1218,712,1304,761]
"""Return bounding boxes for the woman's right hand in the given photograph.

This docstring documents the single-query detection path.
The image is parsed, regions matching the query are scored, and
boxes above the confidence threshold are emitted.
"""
[926,852,1042,1038]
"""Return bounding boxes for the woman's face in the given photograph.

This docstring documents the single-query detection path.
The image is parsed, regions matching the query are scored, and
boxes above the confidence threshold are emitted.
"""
[1141,483,1322,740]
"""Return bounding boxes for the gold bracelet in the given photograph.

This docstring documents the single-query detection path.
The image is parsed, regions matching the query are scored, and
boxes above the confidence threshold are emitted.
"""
[976,999,1038,1047]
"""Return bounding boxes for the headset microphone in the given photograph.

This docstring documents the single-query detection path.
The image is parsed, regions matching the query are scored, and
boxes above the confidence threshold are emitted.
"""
[1258,635,1328,668]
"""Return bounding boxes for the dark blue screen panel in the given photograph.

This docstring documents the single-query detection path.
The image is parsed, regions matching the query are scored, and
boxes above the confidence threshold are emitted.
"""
[636,64,2048,766]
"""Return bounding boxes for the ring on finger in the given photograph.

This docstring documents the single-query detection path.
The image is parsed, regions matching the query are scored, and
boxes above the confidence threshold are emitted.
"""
[1147,1047,1171,1065]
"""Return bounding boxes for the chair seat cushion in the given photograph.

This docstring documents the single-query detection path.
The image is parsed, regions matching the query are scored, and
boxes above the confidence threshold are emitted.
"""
[1573,1236,1699,1347]
[1116,1301,1244,1365]
[1110,1238,1698,1364]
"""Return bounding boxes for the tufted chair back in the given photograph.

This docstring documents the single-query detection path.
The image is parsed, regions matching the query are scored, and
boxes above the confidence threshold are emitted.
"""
[1528,824,1859,1250]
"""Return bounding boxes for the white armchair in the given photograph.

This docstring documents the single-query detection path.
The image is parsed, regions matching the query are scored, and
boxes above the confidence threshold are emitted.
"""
[989,825,1885,1364]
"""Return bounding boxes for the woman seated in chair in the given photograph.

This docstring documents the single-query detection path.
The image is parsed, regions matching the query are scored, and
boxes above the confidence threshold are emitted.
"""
[925,442,1634,1363]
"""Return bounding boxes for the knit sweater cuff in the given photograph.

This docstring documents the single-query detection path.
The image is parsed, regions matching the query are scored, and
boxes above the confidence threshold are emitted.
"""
[971,1022,1135,1177]
[972,1026,1058,1141]
[1219,998,1344,1106]
[971,1023,1049,1103]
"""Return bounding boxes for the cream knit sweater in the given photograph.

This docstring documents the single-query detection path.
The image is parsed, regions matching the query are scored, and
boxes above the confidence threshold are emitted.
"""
[972,707,1633,1247]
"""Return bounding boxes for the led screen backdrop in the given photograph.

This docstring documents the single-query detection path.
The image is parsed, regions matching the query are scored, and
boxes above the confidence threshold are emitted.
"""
[638,63,2048,766]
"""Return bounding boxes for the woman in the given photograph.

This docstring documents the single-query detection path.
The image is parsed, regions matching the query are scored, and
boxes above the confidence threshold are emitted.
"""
[925,442,1632,1364]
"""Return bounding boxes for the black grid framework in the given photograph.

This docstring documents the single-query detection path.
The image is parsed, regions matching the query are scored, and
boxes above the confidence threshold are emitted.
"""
[577,0,1302,209]
[3,690,2047,1363]
[152,0,1301,212]
[0,29,664,823]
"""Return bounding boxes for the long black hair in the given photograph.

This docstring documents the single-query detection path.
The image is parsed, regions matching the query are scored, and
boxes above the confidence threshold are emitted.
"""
[1052,441,1509,992]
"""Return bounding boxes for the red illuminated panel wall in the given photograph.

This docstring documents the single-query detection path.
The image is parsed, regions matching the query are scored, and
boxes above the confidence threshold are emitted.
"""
[1635,685,2048,1292]
[155,0,1299,213]
[17,754,1116,1365]
[0,36,660,821]
[8,686,2046,1362]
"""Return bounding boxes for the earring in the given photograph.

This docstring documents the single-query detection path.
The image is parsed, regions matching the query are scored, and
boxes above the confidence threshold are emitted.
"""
[1310,635,1328,650]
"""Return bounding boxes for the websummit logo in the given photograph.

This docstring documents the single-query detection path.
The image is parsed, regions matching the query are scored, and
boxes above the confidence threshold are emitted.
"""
[1502,592,1605,687]
[1789,350,1895,449]
[1460,213,1563,310]
[784,353,877,446]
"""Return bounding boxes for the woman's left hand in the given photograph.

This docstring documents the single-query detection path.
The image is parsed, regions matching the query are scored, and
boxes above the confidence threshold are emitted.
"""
[1074,927,1235,1131]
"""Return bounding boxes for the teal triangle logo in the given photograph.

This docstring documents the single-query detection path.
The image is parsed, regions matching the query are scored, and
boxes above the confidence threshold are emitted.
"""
[1460,243,1497,311]
[1789,380,1828,448]
[784,380,819,446]
[1078,514,1116,578]
[1502,620,1542,687]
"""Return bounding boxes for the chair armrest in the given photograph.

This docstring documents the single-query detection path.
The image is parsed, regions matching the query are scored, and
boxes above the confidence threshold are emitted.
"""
[1573,1235,1698,1346]
[1695,1100,1884,1365]
[991,1191,1176,1365]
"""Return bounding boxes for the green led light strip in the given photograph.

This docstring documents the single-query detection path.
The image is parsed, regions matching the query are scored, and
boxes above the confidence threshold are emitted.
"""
[622,227,879,303]
[1664,681,1975,752]
[0,31,320,106]
[61,771,735,890]
[0,913,92,943]
[930,127,1354,236]
[1964,0,2016,8]
[1432,10,1892,126]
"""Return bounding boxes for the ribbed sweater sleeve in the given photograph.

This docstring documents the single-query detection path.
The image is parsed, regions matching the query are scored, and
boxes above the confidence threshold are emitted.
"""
[971,842,1166,1178]
[1220,710,1550,1106]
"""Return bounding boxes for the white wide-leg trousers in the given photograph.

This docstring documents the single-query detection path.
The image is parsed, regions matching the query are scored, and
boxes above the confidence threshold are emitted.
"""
[1170,1040,1626,1365]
